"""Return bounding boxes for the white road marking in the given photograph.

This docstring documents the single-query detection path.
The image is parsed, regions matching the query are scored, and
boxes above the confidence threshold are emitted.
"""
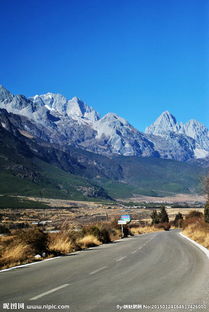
[137,237,155,251]
[116,256,127,262]
[180,233,209,260]
[0,256,61,273]
[131,250,137,254]
[89,266,107,275]
[30,284,69,301]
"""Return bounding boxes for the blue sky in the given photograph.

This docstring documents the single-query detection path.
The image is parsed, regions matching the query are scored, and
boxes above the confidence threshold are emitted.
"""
[0,0,208,130]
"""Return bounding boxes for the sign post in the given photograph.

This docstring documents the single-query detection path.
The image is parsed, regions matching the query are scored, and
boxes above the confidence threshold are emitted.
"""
[118,217,130,238]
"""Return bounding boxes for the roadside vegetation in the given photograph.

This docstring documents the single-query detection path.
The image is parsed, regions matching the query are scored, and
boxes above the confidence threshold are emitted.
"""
[181,210,209,249]
[0,210,170,270]
[181,177,209,249]
[0,221,121,269]
[1,191,209,270]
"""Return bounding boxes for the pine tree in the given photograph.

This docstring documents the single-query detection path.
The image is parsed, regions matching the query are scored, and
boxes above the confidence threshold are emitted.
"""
[159,206,169,223]
[174,212,183,227]
[150,209,160,225]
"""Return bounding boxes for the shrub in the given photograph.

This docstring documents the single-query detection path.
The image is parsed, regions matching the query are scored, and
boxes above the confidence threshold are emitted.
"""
[185,210,203,219]
[83,225,100,240]
[155,222,170,231]
[130,225,164,235]
[48,232,73,254]
[204,201,209,223]
[78,235,101,248]
[82,224,112,244]
[182,219,209,248]
[16,227,48,254]
[0,224,10,234]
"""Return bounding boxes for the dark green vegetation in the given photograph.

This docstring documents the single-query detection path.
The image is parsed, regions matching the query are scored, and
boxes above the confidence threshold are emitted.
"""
[173,212,184,227]
[150,206,169,225]
[95,156,207,198]
[0,196,49,209]
[0,110,207,201]
[0,125,111,201]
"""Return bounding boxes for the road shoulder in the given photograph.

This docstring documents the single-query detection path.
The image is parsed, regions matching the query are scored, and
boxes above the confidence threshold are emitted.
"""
[179,232,209,260]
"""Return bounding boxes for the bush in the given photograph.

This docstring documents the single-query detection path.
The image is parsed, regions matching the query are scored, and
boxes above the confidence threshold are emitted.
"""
[182,219,209,248]
[82,224,112,244]
[16,227,48,254]
[155,222,170,231]
[185,210,203,219]
[0,242,32,269]
[0,224,10,234]
[204,202,209,223]
[78,235,101,248]
[48,232,73,254]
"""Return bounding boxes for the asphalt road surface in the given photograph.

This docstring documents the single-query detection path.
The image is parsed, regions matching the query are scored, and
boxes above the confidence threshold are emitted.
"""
[0,230,209,312]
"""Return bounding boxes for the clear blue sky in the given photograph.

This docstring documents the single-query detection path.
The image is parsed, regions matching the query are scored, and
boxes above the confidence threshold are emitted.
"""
[0,0,208,130]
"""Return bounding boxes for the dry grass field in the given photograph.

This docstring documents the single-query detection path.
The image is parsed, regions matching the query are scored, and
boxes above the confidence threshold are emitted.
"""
[0,194,207,270]
[124,193,206,203]
[0,194,205,232]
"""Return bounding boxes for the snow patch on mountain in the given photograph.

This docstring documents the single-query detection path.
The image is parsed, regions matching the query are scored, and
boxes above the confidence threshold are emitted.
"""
[194,148,209,159]
[30,93,99,122]
[146,111,209,158]
[0,85,209,161]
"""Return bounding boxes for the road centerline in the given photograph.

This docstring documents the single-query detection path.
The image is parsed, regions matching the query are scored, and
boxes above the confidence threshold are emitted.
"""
[30,283,70,301]
[89,266,107,275]
[116,256,127,262]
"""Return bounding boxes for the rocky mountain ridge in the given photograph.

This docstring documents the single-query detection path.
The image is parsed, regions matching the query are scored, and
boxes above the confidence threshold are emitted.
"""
[0,85,208,162]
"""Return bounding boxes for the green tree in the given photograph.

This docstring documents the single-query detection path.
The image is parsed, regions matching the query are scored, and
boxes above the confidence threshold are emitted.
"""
[159,206,169,223]
[150,209,160,225]
[174,212,183,227]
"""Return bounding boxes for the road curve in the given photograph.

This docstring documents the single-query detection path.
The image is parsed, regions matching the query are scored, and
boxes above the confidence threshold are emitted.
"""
[0,230,209,312]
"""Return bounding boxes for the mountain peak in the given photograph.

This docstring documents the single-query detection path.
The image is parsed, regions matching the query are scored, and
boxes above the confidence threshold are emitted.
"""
[67,97,100,122]
[159,111,177,123]
[0,85,14,102]
[145,111,177,136]
[71,96,80,101]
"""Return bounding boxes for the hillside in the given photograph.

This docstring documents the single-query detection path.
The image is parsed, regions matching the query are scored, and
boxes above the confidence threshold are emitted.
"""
[0,126,111,201]
[96,156,207,198]
[0,119,207,200]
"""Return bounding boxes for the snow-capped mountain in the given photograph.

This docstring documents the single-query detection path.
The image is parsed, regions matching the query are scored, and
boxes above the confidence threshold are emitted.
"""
[30,93,100,122]
[145,111,209,159]
[145,111,179,135]
[0,85,208,161]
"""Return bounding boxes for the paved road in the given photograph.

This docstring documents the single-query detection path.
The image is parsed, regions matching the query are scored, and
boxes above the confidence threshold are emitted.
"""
[0,230,209,312]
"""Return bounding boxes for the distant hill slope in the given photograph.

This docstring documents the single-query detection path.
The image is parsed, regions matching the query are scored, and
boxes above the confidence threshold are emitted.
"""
[0,125,111,201]
[0,114,207,200]
[98,156,207,198]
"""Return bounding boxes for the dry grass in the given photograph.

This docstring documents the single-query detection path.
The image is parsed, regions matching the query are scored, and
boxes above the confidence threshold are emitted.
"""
[48,233,73,254]
[130,225,163,235]
[0,242,33,269]
[78,234,101,248]
[109,228,121,241]
[183,220,209,249]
